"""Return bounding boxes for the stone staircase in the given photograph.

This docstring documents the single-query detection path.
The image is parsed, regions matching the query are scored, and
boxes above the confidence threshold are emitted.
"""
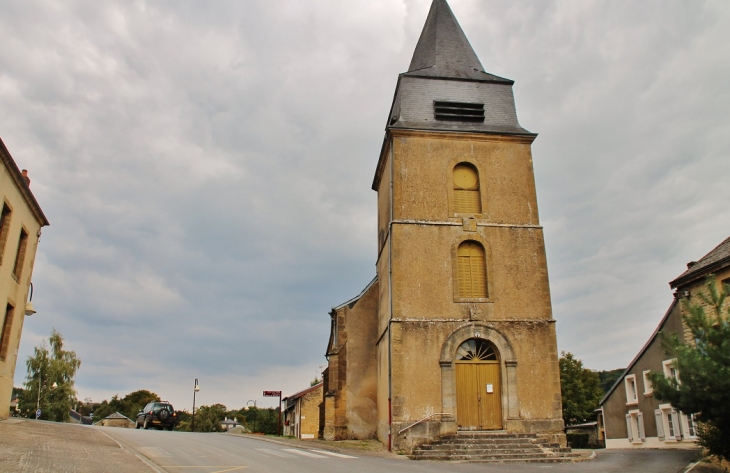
[409,431,580,463]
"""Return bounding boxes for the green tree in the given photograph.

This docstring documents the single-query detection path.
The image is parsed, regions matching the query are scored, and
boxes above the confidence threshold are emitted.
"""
[597,368,625,394]
[192,403,228,432]
[559,351,604,426]
[88,390,161,423]
[17,329,81,421]
[649,277,730,462]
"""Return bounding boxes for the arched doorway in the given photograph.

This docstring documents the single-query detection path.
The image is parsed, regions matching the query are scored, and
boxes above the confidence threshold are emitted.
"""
[455,338,503,430]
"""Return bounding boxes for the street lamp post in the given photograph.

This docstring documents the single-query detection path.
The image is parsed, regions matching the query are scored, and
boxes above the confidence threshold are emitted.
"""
[191,379,200,431]
[246,400,257,433]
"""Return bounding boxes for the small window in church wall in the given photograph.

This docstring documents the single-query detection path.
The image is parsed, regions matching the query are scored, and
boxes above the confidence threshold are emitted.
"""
[453,163,481,214]
[457,241,488,298]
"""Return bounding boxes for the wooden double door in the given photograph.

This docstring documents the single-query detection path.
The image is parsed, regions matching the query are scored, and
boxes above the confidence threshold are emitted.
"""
[455,361,502,430]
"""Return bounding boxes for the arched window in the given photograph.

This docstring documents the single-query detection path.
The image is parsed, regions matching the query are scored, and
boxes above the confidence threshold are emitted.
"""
[457,241,488,298]
[453,163,481,214]
[456,339,498,361]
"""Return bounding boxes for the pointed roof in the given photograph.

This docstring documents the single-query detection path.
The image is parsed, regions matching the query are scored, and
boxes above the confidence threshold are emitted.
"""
[406,0,510,83]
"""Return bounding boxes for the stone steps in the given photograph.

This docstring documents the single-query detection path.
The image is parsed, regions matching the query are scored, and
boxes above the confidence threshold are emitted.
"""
[409,431,577,463]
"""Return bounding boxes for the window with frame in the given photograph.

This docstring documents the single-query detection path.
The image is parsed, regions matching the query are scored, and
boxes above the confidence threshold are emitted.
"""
[0,203,11,265]
[625,409,645,444]
[642,370,653,396]
[0,304,14,361]
[456,241,488,299]
[625,374,638,405]
[658,404,682,442]
[12,228,28,280]
[663,359,679,383]
[453,163,481,214]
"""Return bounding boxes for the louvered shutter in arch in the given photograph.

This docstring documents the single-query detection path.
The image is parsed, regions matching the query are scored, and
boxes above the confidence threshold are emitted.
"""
[453,163,481,214]
[457,241,488,298]
[655,409,665,440]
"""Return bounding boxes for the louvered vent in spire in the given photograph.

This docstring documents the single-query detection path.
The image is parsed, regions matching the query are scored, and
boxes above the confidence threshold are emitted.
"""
[434,101,485,122]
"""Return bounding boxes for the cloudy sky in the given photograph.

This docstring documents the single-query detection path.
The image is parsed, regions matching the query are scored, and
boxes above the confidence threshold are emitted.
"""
[3,0,729,411]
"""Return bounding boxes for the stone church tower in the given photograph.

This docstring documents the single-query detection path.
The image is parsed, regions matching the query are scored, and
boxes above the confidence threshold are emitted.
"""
[325,0,564,453]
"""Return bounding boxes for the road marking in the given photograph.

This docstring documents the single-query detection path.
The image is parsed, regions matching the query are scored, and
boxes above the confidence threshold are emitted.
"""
[138,447,172,457]
[283,449,329,458]
[160,467,247,472]
[255,448,294,458]
[187,448,207,457]
[309,449,358,459]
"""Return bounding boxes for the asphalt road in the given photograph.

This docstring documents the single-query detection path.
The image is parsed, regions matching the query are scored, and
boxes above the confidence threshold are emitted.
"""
[103,428,701,473]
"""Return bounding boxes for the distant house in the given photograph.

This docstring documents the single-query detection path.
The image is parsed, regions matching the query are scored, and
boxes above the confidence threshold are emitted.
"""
[96,412,135,429]
[221,417,242,431]
[598,236,730,449]
[283,382,324,439]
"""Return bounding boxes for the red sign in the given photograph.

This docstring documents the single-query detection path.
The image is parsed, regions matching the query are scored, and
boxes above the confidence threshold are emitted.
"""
[263,391,281,397]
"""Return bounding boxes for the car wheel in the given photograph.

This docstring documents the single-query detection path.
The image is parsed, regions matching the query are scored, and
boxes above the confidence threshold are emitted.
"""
[158,409,170,421]
[144,419,150,430]
[168,425,174,431]
[136,421,141,429]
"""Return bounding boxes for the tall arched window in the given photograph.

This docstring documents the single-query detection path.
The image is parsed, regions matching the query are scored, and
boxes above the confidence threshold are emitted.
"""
[453,163,481,214]
[457,241,488,298]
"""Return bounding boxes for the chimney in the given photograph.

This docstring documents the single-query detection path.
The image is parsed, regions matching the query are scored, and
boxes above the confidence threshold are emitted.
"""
[21,169,30,187]
[687,261,697,269]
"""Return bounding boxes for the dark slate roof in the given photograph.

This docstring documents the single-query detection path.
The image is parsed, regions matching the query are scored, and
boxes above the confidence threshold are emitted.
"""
[670,236,730,288]
[406,0,511,83]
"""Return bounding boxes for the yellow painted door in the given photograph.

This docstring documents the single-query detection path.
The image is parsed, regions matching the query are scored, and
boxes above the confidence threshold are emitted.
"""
[456,362,502,430]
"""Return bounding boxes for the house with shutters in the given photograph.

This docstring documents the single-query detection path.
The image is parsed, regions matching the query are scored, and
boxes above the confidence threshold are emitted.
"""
[323,0,570,457]
[597,235,730,449]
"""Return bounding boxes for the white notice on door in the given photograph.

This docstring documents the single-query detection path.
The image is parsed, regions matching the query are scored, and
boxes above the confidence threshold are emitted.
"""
[486,384,493,393]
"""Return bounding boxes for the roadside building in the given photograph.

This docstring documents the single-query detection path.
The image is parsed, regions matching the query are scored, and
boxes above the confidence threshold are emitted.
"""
[0,138,49,421]
[598,235,730,449]
[323,0,565,454]
[221,417,242,431]
[97,412,136,429]
[283,382,323,439]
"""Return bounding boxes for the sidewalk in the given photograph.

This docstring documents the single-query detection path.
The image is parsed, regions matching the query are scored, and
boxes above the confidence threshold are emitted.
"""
[0,418,151,473]
[232,432,402,459]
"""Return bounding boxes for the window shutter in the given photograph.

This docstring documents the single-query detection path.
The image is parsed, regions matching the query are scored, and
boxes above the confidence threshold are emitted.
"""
[655,409,665,440]
[625,414,633,442]
[457,242,488,298]
[454,190,481,213]
[671,410,682,440]
[637,412,646,440]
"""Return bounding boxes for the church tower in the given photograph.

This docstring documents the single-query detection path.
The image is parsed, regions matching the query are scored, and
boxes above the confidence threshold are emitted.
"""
[371,0,564,451]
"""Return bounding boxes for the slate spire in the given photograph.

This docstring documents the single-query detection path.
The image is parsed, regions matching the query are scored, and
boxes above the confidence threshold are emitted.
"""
[406,0,508,82]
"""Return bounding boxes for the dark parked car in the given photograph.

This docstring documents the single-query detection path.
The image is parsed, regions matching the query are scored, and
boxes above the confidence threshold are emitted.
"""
[136,402,176,430]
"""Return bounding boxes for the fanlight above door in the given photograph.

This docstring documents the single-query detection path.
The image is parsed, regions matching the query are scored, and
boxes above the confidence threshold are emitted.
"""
[456,339,498,361]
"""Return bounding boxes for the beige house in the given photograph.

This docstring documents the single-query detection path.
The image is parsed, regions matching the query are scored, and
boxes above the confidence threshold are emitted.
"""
[598,236,730,449]
[324,0,565,454]
[0,138,49,420]
[283,382,324,439]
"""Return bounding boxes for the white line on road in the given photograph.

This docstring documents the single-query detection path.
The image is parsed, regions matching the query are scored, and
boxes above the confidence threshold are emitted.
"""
[309,449,358,459]
[255,448,294,458]
[283,449,329,458]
